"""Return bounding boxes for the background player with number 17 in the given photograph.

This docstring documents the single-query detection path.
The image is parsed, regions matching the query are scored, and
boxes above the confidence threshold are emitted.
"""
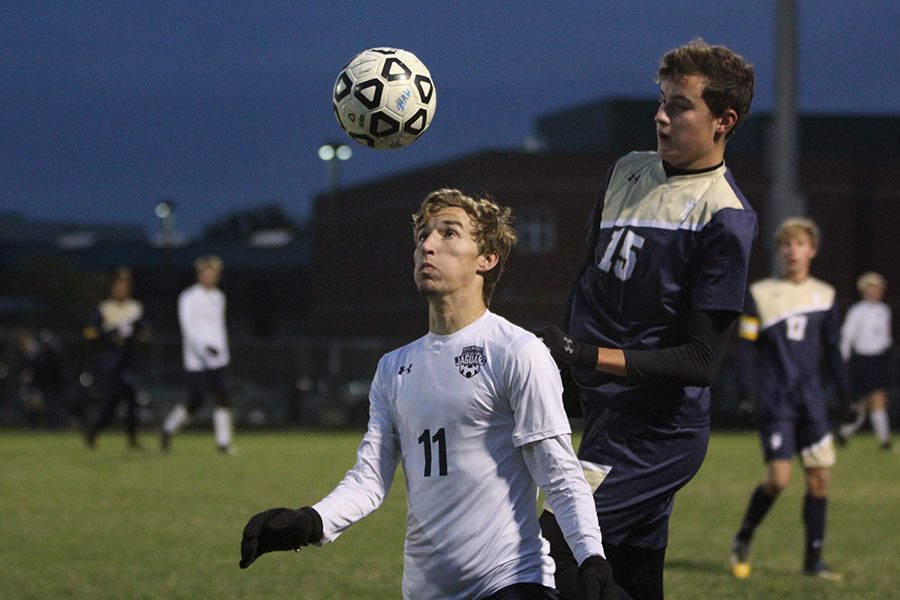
[534,38,757,600]
[729,217,854,582]
[240,189,618,600]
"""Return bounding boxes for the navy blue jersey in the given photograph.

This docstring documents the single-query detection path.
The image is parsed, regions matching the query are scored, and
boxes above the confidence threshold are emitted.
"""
[738,277,850,420]
[87,298,147,372]
[569,152,757,427]
[565,151,756,548]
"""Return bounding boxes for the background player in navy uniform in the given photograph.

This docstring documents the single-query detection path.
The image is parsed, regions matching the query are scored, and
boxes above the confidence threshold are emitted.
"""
[534,38,756,600]
[729,218,852,581]
[84,267,149,449]
[838,271,894,451]
[239,189,618,600]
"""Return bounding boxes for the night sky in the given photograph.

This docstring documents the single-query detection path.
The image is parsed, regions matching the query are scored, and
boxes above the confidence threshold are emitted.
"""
[3,1,898,237]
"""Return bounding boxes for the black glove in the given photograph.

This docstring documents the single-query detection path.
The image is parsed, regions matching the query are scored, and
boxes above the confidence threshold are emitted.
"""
[533,326,597,370]
[839,400,861,426]
[239,506,323,569]
[736,396,757,424]
[206,346,220,357]
[579,555,619,600]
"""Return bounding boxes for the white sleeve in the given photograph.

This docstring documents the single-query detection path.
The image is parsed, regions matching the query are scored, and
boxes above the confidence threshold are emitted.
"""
[839,306,858,361]
[178,290,205,361]
[312,363,400,544]
[522,434,605,563]
[885,305,894,347]
[507,336,571,447]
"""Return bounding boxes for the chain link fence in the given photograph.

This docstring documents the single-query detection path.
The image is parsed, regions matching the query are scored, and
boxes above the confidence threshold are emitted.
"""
[2,330,896,432]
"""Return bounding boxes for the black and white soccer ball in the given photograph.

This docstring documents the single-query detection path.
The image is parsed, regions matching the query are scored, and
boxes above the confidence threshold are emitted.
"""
[333,48,436,149]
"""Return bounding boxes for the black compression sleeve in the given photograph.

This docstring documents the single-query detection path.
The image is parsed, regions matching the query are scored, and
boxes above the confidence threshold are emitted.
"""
[623,310,738,386]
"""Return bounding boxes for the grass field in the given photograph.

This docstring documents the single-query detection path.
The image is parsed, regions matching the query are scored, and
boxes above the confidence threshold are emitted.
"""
[1,429,898,599]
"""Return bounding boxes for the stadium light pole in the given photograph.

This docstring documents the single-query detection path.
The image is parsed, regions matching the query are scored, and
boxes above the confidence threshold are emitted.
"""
[766,0,807,274]
[155,199,177,247]
[318,142,352,193]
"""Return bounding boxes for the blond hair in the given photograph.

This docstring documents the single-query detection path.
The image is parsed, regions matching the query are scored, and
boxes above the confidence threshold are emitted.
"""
[857,271,887,293]
[411,188,517,306]
[776,217,820,249]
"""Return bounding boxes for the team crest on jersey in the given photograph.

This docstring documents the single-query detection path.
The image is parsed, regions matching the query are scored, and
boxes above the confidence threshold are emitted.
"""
[454,345,486,378]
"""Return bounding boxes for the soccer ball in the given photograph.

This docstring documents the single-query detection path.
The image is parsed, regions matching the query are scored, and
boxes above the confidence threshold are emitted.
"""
[333,48,436,149]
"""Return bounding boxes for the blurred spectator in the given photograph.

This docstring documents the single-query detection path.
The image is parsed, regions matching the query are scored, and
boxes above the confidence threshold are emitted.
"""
[14,330,43,427]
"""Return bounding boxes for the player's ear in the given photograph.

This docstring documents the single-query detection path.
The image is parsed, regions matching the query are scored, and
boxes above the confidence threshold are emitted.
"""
[716,108,738,136]
[477,251,499,274]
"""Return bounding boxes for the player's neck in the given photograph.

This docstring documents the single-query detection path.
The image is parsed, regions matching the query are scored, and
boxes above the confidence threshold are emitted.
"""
[427,294,487,335]
[784,270,810,284]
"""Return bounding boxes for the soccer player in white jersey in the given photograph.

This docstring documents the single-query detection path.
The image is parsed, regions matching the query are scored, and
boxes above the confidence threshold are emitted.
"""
[239,189,618,600]
[160,255,234,454]
[729,218,853,581]
[838,271,894,451]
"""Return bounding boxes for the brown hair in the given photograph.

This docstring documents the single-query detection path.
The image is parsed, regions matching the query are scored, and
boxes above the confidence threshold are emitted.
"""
[657,37,754,137]
[411,188,517,306]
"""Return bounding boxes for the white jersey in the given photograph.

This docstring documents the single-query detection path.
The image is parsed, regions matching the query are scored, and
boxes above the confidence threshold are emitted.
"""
[314,311,598,600]
[841,300,893,359]
[178,283,230,371]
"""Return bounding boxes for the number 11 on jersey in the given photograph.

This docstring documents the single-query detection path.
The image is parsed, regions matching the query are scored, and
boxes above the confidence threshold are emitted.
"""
[418,428,447,477]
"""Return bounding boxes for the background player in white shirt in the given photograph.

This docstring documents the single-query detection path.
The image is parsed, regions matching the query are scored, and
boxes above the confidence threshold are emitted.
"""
[838,271,894,450]
[239,189,618,600]
[160,255,234,454]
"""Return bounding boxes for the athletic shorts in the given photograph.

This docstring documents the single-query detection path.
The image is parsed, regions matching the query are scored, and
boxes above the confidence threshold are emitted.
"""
[849,352,891,397]
[482,583,559,600]
[758,417,835,468]
[186,367,228,408]
[577,408,709,549]
[756,378,835,467]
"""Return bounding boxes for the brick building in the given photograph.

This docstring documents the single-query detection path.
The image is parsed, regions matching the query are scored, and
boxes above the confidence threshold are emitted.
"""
[310,99,900,343]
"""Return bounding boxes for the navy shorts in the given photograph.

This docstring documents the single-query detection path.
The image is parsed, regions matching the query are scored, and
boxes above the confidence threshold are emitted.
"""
[483,583,559,600]
[849,352,891,397]
[578,408,709,549]
[186,367,228,410]
[757,380,834,466]
[758,417,834,467]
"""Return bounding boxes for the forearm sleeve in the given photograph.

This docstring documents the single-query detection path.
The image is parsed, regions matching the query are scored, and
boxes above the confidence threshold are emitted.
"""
[522,435,605,563]
[312,396,400,544]
[623,310,738,386]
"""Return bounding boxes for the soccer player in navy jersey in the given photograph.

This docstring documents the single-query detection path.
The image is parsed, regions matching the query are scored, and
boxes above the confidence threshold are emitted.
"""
[534,38,756,600]
[239,189,617,600]
[84,267,149,449]
[729,218,851,581]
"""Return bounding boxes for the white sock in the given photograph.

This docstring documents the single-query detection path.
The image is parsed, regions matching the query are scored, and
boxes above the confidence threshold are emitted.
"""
[870,408,891,444]
[163,404,189,434]
[214,407,232,448]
